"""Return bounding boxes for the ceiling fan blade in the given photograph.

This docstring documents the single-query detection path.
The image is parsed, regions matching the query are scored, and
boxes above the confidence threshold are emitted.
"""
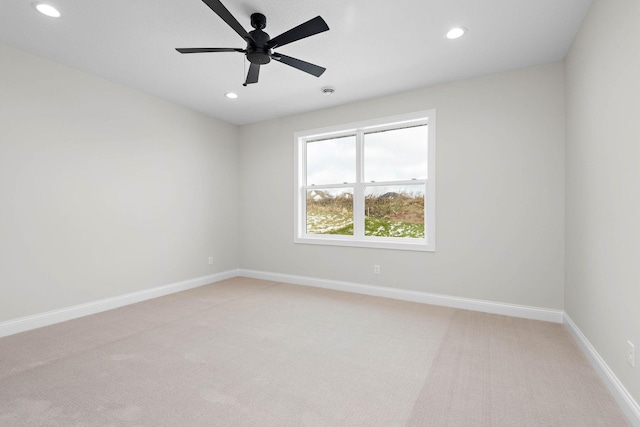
[243,63,260,86]
[266,16,329,49]
[201,0,255,44]
[176,48,245,54]
[272,53,326,77]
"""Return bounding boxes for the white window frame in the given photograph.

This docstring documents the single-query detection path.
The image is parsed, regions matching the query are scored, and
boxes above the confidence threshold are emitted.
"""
[294,110,436,252]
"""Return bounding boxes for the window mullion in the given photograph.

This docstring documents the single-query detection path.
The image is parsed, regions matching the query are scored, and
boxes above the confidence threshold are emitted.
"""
[353,130,365,238]
[297,139,306,238]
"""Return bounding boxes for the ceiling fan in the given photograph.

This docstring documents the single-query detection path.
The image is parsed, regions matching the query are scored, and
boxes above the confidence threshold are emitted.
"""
[176,0,330,86]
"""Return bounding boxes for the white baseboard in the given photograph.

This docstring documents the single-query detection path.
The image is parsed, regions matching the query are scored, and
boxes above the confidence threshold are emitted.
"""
[564,314,640,426]
[0,269,239,338]
[238,269,564,323]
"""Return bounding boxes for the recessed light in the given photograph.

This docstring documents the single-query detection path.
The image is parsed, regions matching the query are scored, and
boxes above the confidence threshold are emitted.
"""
[446,27,466,40]
[225,92,238,99]
[33,3,61,18]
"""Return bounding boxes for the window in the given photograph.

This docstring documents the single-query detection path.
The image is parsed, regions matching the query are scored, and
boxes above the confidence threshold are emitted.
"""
[294,110,435,251]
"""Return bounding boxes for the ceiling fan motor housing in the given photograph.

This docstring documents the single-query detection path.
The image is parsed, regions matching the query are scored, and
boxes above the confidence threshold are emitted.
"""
[246,31,271,64]
[247,13,271,64]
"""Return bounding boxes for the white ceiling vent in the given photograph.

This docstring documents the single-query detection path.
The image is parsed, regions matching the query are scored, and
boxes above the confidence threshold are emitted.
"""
[321,86,335,96]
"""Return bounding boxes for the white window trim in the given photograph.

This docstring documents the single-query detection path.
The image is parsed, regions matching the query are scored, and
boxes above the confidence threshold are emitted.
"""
[294,110,436,252]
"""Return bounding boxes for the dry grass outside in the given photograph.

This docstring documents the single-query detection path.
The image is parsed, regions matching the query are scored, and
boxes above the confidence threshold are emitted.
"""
[306,193,425,237]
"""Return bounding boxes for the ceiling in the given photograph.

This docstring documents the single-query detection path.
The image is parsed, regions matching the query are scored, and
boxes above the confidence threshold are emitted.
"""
[0,0,592,125]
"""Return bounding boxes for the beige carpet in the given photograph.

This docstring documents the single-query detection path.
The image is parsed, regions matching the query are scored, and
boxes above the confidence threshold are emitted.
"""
[0,277,629,426]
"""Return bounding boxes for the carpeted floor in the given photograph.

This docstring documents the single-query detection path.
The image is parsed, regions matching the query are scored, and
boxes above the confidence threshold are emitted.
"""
[0,277,630,426]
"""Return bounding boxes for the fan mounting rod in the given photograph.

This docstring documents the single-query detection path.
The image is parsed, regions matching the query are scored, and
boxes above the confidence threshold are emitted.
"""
[250,13,266,30]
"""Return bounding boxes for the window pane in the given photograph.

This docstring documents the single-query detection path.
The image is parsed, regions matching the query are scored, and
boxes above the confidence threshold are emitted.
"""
[364,185,425,238]
[306,188,354,235]
[306,135,356,185]
[364,125,428,182]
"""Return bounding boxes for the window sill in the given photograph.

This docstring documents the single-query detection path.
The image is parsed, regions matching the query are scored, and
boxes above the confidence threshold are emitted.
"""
[294,235,435,252]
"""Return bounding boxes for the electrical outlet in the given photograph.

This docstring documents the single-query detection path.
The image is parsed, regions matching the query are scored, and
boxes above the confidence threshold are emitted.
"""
[628,341,635,368]
[373,265,381,275]
[208,256,213,265]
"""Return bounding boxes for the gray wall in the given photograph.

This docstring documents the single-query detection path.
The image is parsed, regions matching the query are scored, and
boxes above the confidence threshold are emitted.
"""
[240,62,565,309]
[565,0,640,405]
[0,44,240,322]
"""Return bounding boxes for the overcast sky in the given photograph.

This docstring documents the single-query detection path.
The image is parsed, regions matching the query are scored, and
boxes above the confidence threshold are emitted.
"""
[306,125,428,186]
